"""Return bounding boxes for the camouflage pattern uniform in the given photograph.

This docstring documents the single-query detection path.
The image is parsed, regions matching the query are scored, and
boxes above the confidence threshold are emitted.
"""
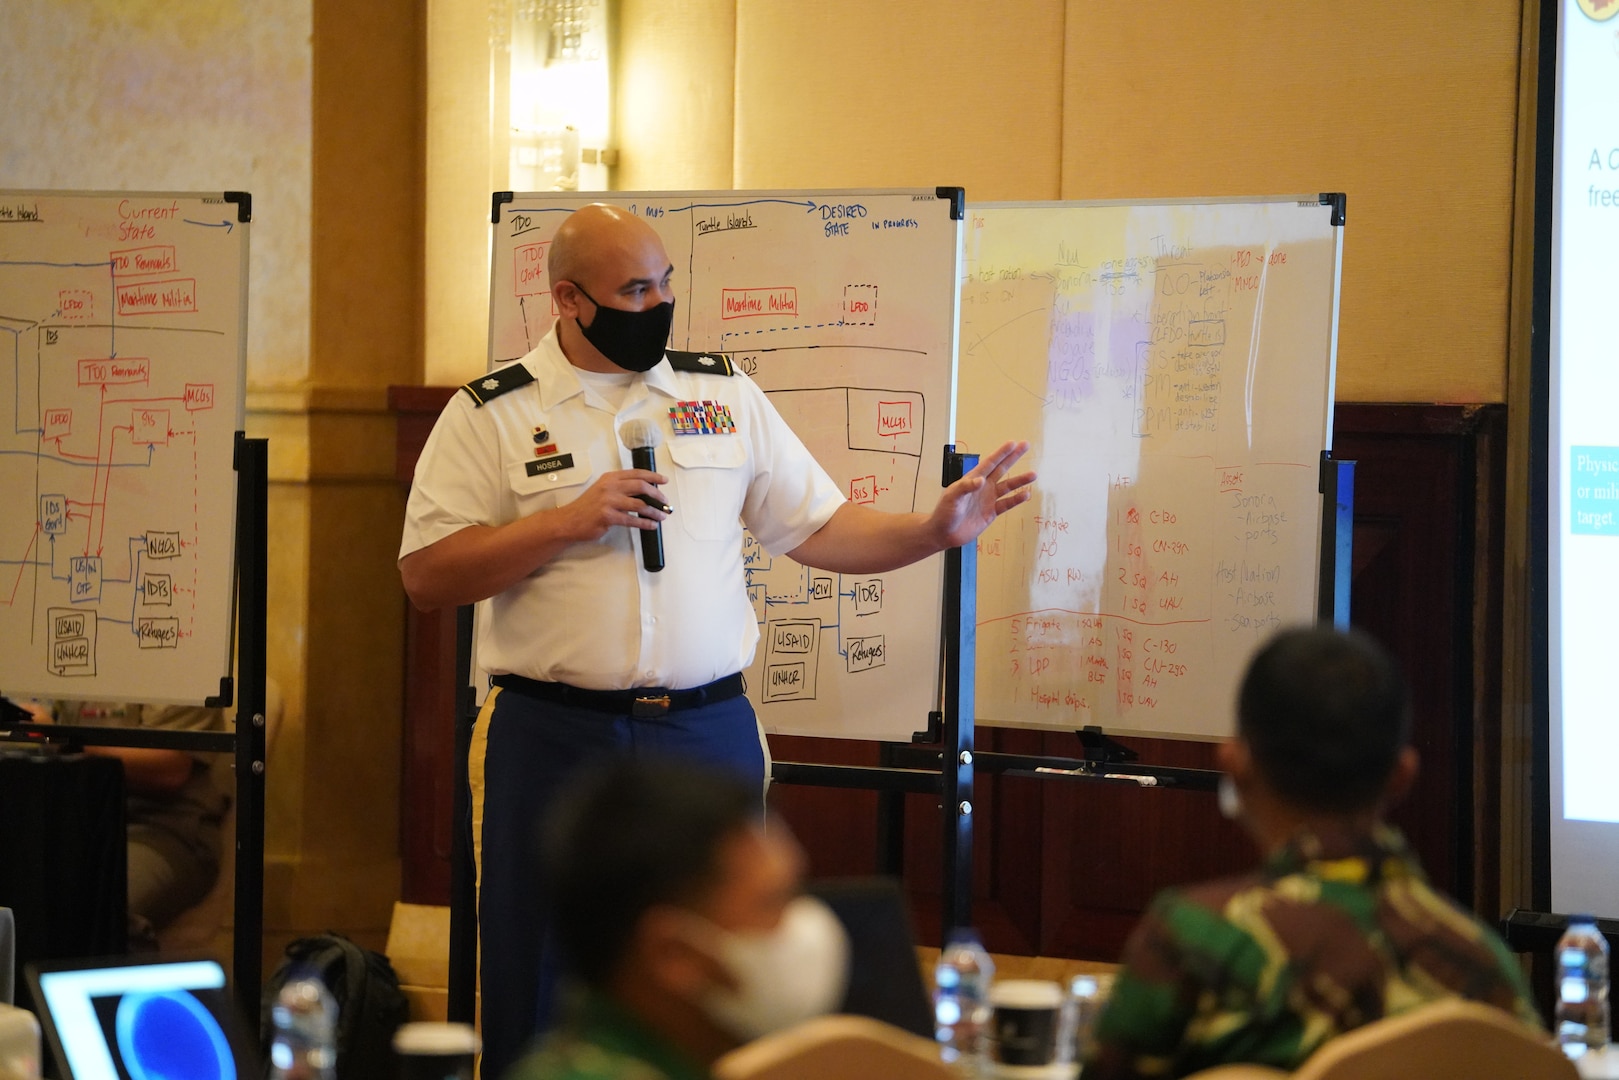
[505,993,709,1080]
[1085,825,1538,1079]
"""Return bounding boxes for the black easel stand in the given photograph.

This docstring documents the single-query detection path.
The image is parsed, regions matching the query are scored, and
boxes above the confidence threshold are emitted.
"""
[772,447,982,936]
[230,433,270,1022]
[7,432,270,1022]
[939,449,977,933]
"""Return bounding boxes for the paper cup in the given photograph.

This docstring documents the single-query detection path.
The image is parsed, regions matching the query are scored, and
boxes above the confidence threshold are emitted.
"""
[393,1022,480,1080]
[990,979,1065,1067]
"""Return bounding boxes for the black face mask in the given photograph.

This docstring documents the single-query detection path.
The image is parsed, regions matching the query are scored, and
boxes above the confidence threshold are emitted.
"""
[570,283,675,373]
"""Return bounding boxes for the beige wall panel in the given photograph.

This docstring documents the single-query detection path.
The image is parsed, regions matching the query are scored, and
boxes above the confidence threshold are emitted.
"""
[313,0,424,391]
[261,479,311,859]
[426,0,496,386]
[734,0,1064,199]
[0,0,313,389]
[617,0,737,191]
[303,481,406,859]
[1062,2,1521,403]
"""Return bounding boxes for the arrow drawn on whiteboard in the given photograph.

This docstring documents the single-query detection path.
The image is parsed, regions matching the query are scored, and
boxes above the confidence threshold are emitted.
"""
[660,199,818,214]
[1244,246,1270,448]
[519,296,533,350]
[963,306,1052,405]
[182,218,234,233]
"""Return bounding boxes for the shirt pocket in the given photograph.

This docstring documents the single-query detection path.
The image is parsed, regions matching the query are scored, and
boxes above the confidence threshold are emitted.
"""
[666,436,747,541]
[507,451,593,515]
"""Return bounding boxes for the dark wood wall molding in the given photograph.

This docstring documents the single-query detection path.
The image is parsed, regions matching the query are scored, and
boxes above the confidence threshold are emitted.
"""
[1332,403,1507,920]
[391,385,458,904]
[391,393,1507,960]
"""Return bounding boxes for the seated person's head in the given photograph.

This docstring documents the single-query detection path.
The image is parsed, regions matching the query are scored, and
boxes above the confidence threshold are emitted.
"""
[1219,625,1417,841]
[541,759,848,1059]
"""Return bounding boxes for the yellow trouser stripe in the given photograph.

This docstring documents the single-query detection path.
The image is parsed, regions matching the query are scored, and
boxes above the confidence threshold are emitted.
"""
[467,686,499,1080]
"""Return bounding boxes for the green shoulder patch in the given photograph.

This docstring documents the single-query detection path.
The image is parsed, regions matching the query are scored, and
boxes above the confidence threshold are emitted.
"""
[665,350,734,377]
[460,362,536,406]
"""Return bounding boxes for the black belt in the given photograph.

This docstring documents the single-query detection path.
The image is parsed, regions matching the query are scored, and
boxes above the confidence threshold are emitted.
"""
[491,672,745,718]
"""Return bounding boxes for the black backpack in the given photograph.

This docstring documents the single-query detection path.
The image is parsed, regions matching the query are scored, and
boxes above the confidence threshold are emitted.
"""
[261,932,410,1080]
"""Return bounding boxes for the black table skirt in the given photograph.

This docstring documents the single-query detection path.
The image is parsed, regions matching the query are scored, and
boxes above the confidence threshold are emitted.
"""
[0,751,127,1004]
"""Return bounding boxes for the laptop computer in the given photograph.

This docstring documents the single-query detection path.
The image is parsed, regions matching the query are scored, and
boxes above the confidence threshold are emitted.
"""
[807,877,935,1039]
[25,955,255,1080]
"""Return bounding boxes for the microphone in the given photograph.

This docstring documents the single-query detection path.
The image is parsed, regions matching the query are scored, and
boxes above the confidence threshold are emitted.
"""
[618,419,666,573]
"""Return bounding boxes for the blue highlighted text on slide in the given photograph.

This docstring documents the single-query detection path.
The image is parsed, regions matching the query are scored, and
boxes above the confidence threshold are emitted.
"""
[1572,446,1619,535]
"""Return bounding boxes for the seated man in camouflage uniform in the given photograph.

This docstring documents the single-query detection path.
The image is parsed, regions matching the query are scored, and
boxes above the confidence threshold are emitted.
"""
[506,759,848,1080]
[1086,626,1538,1079]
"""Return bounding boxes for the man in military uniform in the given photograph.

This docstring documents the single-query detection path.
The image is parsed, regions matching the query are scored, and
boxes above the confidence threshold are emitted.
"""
[398,203,1034,1076]
[508,759,846,1080]
[1084,626,1538,1079]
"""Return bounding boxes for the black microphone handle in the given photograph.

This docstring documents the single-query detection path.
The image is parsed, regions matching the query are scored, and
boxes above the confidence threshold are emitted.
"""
[630,445,665,572]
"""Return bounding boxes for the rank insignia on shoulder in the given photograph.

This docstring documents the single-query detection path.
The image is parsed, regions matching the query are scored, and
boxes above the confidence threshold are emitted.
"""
[670,400,737,436]
[460,362,535,406]
[665,350,735,377]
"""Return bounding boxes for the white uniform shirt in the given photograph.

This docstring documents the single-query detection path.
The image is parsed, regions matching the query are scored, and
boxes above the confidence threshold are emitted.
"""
[400,328,846,690]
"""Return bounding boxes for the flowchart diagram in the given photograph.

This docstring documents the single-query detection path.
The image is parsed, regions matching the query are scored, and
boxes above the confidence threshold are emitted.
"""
[0,192,246,704]
[489,190,962,739]
[743,383,926,702]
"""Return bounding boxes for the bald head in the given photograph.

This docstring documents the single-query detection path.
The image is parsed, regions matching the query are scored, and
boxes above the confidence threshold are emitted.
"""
[549,203,669,293]
[549,204,677,373]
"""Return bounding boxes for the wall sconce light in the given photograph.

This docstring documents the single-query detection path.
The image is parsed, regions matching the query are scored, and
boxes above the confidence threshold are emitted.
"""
[496,0,615,192]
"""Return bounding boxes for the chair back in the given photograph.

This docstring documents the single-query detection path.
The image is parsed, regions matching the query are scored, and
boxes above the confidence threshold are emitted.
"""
[1292,999,1575,1080]
[713,1014,953,1080]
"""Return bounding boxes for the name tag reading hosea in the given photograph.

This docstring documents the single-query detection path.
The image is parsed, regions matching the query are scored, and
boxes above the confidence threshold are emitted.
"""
[525,453,575,477]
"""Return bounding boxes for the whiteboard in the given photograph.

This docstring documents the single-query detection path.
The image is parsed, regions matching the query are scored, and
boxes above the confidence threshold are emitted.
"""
[0,191,248,705]
[488,189,963,740]
[958,197,1343,740]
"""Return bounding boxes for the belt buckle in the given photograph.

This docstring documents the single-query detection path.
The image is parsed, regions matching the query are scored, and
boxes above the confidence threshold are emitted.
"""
[632,693,672,718]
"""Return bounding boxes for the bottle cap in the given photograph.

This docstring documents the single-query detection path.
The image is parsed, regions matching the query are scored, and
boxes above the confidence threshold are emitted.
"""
[393,1022,480,1055]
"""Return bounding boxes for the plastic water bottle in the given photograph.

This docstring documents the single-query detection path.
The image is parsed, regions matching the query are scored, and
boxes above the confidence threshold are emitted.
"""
[1557,915,1611,1059]
[269,971,338,1080]
[934,928,994,1071]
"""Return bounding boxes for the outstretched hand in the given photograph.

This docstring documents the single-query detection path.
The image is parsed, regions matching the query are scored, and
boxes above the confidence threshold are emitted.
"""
[930,441,1036,549]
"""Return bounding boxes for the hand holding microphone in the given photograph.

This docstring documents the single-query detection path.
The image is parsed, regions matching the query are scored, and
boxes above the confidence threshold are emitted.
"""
[618,419,667,573]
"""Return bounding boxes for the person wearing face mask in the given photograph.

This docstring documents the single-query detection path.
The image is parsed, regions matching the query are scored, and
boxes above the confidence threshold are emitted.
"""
[398,202,1034,1077]
[1084,626,1538,1080]
[505,758,848,1080]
